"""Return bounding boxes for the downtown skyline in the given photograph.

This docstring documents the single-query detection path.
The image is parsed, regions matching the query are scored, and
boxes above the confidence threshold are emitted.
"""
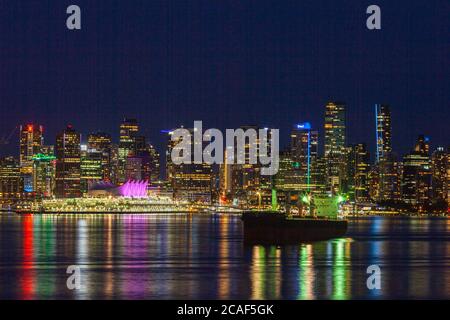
[1,101,448,213]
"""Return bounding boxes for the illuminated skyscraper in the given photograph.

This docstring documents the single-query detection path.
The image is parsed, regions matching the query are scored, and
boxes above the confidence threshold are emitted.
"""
[375,104,392,162]
[402,135,432,206]
[118,118,139,183]
[378,152,401,201]
[32,153,56,198]
[165,128,212,202]
[352,144,371,203]
[19,124,44,192]
[88,132,112,181]
[146,144,160,182]
[431,147,447,202]
[447,147,450,206]
[274,150,302,191]
[228,126,272,206]
[290,123,319,192]
[374,104,400,201]
[119,118,139,158]
[55,125,81,198]
[0,157,22,202]
[80,150,103,194]
[324,102,346,193]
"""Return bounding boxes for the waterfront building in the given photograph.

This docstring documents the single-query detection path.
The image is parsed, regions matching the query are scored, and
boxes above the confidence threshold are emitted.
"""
[290,123,319,192]
[378,152,401,201]
[353,144,371,203]
[447,147,450,206]
[402,135,432,206]
[324,102,347,194]
[368,166,380,201]
[118,118,139,183]
[166,128,212,202]
[274,150,302,191]
[146,143,160,182]
[32,153,56,197]
[87,132,112,181]
[0,157,23,201]
[55,125,81,198]
[431,147,448,203]
[80,150,103,194]
[228,126,272,206]
[19,124,44,192]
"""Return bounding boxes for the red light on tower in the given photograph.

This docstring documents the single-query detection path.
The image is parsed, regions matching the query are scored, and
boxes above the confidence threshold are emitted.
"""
[27,124,33,132]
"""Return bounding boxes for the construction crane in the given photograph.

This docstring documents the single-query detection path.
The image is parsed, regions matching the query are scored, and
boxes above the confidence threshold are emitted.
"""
[0,126,18,145]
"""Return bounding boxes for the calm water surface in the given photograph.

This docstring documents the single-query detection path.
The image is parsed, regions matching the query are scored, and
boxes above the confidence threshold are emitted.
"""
[0,213,449,299]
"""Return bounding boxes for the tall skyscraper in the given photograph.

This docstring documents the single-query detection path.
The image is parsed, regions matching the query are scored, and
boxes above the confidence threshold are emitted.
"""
[375,104,392,162]
[87,132,112,181]
[431,147,447,203]
[80,148,103,194]
[119,118,139,159]
[165,128,212,202]
[402,135,432,206]
[118,118,139,183]
[55,125,81,198]
[0,157,22,202]
[32,153,56,197]
[352,144,371,203]
[146,143,160,182]
[19,124,44,192]
[228,126,272,206]
[374,104,401,201]
[290,123,319,192]
[378,152,401,201]
[324,102,346,193]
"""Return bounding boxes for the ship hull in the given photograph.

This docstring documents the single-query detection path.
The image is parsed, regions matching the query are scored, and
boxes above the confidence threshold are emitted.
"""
[242,212,348,244]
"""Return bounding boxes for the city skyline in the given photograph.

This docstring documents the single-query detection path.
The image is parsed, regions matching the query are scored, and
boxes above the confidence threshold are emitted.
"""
[1,101,448,213]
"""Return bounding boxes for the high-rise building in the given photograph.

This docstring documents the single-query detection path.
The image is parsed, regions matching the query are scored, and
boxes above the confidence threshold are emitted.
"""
[118,118,139,183]
[55,125,81,198]
[19,124,44,192]
[80,150,103,194]
[0,157,23,202]
[352,144,371,203]
[165,128,212,202]
[290,123,319,192]
[32,153,56,197]
[146,144,160,182]
[87,132,112,181]
[274,150,302,191]
[374,104,401,201]
[447,147,450,206]
[324,102,346,193]
[402,135,432,206]
[375,104,392,162]
[227,126,272,206]
[119,118,139,158]
[431,147,447,202]
[378,152,401,201]
[368,166,380,202]
[125,156,143,181]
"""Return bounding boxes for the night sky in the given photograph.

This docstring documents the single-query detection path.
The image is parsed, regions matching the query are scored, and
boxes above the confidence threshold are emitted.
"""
[0,0,448,160]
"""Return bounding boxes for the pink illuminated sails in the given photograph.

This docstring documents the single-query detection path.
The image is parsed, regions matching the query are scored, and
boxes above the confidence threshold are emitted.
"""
[118,180,149,198]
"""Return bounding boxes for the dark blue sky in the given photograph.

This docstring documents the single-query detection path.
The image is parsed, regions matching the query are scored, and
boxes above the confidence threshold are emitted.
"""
[0,0,448,159]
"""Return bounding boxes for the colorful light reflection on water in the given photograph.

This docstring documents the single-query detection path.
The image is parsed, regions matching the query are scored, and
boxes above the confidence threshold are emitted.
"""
[0,214,449,299]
